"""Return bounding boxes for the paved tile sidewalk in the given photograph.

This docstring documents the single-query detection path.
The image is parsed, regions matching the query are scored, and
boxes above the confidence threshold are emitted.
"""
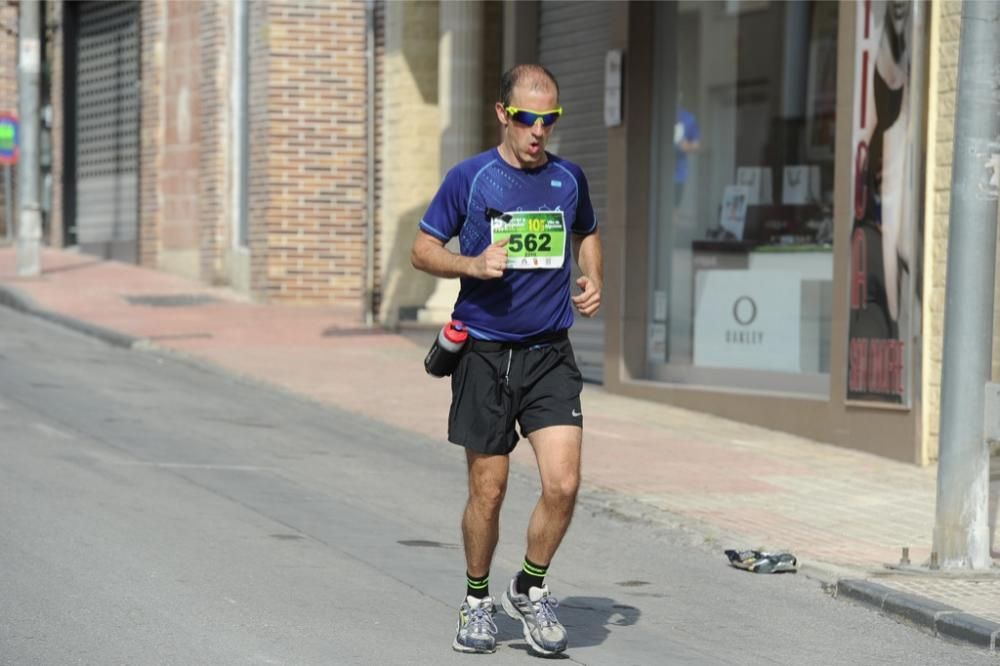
[1,247,998,652]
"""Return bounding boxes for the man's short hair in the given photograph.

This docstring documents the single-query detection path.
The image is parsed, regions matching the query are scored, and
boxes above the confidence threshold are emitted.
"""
[499,64,560,107]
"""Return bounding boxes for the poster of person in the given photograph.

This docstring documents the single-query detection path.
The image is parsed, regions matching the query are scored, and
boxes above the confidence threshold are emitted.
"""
[847,1,925,405]
[719,185,750,240]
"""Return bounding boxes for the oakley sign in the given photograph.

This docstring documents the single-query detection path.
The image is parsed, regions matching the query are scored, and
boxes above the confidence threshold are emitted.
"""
[732,296,758,326]
[694,270,800,372]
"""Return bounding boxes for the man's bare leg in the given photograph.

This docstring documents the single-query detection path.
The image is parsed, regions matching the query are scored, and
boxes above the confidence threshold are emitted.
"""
[463,450,510,578]
[499,425,581,656]
[524,425,582,567]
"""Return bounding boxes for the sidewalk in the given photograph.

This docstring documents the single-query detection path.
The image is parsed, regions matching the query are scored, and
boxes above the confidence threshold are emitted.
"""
[2,246,999,652]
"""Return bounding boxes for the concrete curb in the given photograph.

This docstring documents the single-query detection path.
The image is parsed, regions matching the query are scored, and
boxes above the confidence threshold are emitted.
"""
[0,283,140,349]
[837,579,1000,653]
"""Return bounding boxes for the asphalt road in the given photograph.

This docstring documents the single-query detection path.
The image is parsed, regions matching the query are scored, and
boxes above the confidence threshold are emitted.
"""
[0,307,994,665]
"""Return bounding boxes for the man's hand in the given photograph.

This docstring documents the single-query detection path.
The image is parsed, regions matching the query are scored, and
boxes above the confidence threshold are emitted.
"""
[572,275,601,317]
[471,237,510,280]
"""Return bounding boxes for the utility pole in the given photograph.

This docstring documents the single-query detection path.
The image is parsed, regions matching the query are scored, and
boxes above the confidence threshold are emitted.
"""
[932,0,1000,569]
[16,0,41,277]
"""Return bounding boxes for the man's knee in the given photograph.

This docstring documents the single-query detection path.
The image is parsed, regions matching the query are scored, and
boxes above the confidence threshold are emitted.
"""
[542,472,579,506]
[469,477,507,513]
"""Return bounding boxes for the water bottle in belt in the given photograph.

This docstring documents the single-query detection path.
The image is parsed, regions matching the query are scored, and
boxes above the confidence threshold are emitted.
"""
[424,320,468,377]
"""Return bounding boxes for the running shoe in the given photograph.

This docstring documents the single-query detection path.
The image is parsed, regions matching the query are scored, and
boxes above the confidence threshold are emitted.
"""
[452,596,498,654]
[500,576,567,655]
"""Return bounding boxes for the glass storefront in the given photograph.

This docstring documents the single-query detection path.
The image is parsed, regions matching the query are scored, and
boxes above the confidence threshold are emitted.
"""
[646,0,839,394]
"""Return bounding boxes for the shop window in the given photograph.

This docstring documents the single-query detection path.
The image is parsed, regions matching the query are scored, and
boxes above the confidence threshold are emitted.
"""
[647,0,839,394]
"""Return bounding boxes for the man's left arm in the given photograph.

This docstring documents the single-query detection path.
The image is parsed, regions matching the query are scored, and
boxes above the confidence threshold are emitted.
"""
[571,230,603,318]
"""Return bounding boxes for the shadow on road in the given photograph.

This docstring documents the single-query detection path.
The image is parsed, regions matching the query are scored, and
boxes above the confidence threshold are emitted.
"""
[496,595,641,655]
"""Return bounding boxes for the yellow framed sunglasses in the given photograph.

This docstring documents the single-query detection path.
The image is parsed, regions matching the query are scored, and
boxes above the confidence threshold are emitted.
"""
[504,105,563,127]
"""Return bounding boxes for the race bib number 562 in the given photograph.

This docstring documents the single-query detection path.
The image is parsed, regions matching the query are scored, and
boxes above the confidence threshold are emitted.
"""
[490,211,566,270]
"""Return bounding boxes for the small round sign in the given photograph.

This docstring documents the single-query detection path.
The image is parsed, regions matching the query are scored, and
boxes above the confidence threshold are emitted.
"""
[0,114,19,166]
[732,295,758,326]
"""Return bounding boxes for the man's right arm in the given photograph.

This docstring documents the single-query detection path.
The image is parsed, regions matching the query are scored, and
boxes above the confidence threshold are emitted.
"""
[410,230,509,280]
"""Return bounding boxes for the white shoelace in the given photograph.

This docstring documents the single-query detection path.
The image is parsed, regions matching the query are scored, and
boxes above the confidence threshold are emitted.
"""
[533,595,560,627]
[469,605,498,635]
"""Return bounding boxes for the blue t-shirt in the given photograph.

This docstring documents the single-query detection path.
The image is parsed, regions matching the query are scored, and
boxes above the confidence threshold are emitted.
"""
[419,148,598,341]
[675,107,700,184]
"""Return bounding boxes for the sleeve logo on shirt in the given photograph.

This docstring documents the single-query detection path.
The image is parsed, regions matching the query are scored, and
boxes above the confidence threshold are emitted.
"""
[550,180,562,188]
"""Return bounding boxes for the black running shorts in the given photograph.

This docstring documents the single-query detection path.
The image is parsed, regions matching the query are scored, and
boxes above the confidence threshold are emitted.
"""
[448,332,583,455]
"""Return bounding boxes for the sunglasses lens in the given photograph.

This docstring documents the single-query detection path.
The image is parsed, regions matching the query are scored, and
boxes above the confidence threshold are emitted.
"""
[510,110,560,127]
[511,111,538,125]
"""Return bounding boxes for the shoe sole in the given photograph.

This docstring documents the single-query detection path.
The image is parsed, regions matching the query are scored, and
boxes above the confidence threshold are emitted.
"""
[451,638,496,654]
[500,591,564,656]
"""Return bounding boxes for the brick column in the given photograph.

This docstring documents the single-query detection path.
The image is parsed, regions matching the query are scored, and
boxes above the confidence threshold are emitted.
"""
[250,0,367,305]
[139,0,164,268]
[199,0,228,284]
[160,0,204,279]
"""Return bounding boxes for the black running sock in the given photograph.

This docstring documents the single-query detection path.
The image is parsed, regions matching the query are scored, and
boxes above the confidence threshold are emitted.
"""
[466,571,490,600]
[516,557,548,594]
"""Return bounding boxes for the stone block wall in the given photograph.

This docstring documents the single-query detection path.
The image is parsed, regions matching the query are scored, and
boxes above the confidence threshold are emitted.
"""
[923,0,962,461]
[376,0,441,325]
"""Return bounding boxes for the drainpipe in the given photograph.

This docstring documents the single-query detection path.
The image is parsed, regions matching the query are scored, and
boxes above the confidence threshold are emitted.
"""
[233,0,249,251]
[17,0,41,276]
[364,0,376,327]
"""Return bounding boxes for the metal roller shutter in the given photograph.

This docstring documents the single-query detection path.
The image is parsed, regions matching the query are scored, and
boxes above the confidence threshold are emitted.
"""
[72,0,141,262]
[538,1,609,384]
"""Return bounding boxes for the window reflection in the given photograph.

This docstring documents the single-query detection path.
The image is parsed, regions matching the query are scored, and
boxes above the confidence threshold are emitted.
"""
[648,0,838,392]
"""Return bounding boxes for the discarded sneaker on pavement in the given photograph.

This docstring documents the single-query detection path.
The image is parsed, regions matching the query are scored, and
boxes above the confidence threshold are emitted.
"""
[724,549,798,573]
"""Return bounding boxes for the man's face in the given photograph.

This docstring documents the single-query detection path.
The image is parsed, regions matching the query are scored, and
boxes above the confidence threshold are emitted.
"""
[495,81,559,169]
[889,1,908,36]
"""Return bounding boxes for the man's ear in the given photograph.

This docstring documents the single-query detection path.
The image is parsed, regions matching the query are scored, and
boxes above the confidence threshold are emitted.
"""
[494,101,508,127]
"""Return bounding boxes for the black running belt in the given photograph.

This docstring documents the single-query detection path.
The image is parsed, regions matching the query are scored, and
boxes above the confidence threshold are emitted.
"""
[466,330,568,352]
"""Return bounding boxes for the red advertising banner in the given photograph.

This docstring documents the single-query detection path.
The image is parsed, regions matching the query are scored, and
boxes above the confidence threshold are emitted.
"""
[847,1,925,406]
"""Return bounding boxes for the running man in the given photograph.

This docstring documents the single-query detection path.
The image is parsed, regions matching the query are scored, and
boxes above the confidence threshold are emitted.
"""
[410,64,602,656]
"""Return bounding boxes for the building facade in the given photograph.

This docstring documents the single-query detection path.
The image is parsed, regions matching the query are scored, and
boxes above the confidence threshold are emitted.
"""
[9,0,992,464]
[378,0,980,464]
[45,0,368,305]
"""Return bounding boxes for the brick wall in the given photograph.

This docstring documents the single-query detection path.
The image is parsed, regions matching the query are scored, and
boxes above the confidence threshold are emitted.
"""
[0,1,18,238]
[247,0,368,305]
[139,0,163,268]
[924,0,962,460]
